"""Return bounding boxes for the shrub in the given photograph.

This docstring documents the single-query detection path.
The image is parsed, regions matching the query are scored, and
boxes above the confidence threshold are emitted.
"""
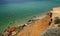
[54,17,60,24]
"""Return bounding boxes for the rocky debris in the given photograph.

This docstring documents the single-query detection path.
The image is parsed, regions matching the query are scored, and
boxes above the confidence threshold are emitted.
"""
[3,26,17,36]
[3,22,32,36]
[41,27,60,36]
[6,27,17,32]
[3,31,10,36]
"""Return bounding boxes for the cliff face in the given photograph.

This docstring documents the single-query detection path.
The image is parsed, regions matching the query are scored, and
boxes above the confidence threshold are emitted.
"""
[16,7,60,36]
[16,14,51,36]
[51,7,60,22]
[42,7,60,36]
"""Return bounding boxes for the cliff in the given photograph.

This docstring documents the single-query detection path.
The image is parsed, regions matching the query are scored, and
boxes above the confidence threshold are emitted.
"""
[16,13,52,36]
[4,7,59,36]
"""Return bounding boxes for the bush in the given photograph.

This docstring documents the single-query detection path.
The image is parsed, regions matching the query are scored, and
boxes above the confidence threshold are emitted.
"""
[54,17,60,24]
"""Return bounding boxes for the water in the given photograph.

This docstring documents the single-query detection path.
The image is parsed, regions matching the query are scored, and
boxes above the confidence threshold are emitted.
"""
[0,1,60,33]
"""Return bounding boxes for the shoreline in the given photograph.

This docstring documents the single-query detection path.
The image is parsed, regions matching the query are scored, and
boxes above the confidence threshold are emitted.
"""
[3,12,51,36]
[1,7,60,36]
[13,11,50,26]
[16,12,52,36]
[15,13,48,27]
[0,11,50,34]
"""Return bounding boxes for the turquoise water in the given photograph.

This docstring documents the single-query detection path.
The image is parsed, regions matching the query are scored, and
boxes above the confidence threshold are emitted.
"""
[0,1,60,33]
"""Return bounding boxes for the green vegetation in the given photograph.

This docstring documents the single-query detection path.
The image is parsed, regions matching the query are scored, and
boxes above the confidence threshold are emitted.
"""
[54,17,60,24]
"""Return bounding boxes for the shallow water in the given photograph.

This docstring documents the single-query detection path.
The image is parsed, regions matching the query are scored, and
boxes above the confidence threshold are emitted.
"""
[0,1,60,33]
